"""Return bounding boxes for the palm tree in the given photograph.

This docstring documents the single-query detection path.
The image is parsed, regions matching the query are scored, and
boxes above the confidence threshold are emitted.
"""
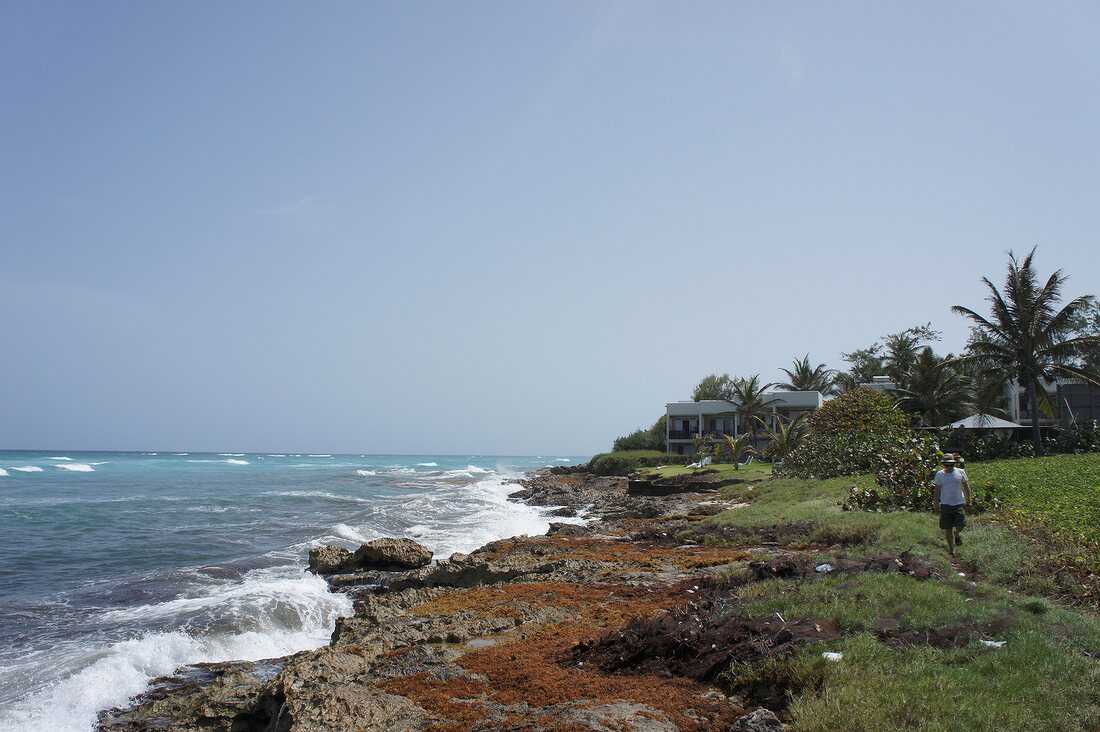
[760,413,807,461]
[882,332,922,386]
[893,348,974,426]
[951,247,1100,454]
[728,374,779,449]
[832,371,861,395]
[721,433,755,469]
[777,354,835,394]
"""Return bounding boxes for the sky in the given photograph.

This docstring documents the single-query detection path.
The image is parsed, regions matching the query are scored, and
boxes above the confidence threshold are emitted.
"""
[2,2,1099,456]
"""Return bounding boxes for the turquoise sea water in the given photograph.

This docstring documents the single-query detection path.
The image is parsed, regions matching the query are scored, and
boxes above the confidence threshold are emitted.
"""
[0,451,584,732]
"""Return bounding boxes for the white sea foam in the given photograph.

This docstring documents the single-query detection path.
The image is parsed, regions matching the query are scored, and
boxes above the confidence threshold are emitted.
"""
[11,466,44,473]
[0,468,7,477]
[225,459,249,465]
[218,453,246,457]
[308,455,332,458]
[333,523,368,543]
[267,454,287,458]
[355,469,377,477]
[417,462,438,467]
[48,457,73,461]
[186,459,249,465]
[555,458,571,462]
[2,569,350,732]
[56,464,94,472]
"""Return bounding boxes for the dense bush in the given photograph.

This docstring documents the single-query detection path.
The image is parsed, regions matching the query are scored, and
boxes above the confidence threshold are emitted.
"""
[938,427,1033,462]
[804,387,910,438]
[1044,420,1100,455]
[612,415,667,453]
[780,389,912,480]
[588,450,690,476]
[843,434,950,512]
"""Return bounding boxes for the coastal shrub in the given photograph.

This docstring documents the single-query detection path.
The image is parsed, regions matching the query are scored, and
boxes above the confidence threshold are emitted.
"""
[938,426,1034,462]
[804,387,910,438]
[589,450,690,476]
[1044,420,1100,455]
[780,389,912,480]
[853,434,944,512]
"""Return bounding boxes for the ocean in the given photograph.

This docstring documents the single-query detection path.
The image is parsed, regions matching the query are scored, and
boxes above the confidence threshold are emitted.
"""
[0,451,585,732]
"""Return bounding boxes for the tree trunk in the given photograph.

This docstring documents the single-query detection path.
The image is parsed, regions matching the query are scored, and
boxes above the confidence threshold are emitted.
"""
[1028,383,1043,456]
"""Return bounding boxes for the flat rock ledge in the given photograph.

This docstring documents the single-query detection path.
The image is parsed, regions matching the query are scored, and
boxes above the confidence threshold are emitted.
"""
[99,470,798,732]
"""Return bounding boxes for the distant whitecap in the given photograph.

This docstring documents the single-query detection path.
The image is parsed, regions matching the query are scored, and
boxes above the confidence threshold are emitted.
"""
[48,456,73,461]
[308,455,332,458]
[225,459,249,466]
[11,466,44,472]
[417,462,438,467]
[0,468,8,477]
[57,463,94,472]
[355,470,377,477]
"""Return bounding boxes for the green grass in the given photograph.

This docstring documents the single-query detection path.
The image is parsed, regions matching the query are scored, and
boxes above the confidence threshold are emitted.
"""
[709,475,948,556]
[967,453,1100,569]
[637,461,773,481]
[699,462,1100,729]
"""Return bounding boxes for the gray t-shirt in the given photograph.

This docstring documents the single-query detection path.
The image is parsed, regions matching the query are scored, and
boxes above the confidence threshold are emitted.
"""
[934,469,967,506]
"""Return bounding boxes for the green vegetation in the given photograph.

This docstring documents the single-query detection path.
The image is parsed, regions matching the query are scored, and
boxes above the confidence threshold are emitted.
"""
[780,388,917,479]
[971,453,1100,571]
[637,460,772,481]
[953,247,1100,454]
[701,457,1100,730]
[588,450,689,476]
[611,415,667,453]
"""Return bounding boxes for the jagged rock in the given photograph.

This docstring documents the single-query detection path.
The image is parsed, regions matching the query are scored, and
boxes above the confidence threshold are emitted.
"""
[350,538,433,570]
[263,649,438,731]
[308,545,351,575]
[547,522,588,537]
[732,707,786,731]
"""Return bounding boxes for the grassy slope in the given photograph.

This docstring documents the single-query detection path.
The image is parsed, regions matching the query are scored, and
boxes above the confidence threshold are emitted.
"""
[705,460,1100,731]
[638,461,773,481]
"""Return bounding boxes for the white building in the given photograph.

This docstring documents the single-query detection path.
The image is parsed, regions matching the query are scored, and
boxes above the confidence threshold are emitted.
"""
[665,391,824,455]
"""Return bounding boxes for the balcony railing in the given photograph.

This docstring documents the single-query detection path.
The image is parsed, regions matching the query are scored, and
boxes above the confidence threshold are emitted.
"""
[668,428,738,440]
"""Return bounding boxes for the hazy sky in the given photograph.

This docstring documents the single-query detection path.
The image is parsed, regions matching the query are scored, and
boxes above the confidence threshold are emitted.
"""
[3,2,1098,455]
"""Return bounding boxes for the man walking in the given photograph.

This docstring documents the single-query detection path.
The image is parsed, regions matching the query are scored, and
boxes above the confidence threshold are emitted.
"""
[933,454,971,556]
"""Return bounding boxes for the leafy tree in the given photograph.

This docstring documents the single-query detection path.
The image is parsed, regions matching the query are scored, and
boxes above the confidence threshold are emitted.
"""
[840,324,941,390]
[728,374,778,448]
[692,373,733,402]
[839,345,884,387]
[613,415,668,452]
[951,247,1100,455]
[893,347,974,426]
[777,354,835,394]
[1068,301,1100,372]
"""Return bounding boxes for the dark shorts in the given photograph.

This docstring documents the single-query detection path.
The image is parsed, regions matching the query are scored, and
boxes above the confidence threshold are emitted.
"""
[939,504,967,530]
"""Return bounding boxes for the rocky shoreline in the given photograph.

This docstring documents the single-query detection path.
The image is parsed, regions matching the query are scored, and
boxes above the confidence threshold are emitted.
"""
[96,468,822,731]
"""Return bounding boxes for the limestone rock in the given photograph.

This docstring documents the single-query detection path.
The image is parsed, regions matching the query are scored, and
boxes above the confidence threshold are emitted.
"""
[732,707,786,731]
[350,538,433,570]
[308,545,351,575]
